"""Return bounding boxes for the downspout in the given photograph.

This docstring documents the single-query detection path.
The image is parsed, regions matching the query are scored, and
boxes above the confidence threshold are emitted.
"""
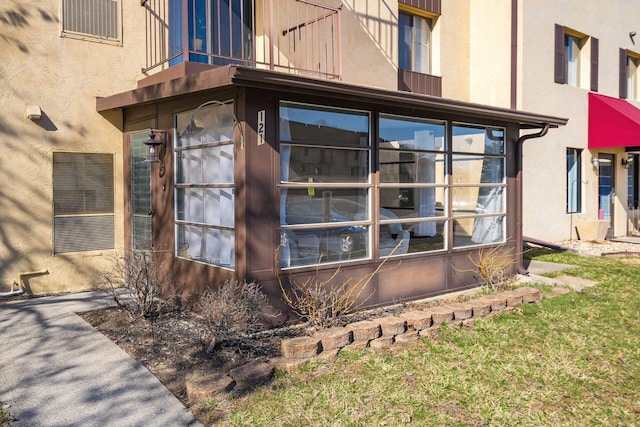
[0,269,49,298]
[516,124,550,275]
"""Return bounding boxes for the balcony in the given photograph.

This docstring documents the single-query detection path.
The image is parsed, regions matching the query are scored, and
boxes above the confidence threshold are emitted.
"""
[140,0,342,83]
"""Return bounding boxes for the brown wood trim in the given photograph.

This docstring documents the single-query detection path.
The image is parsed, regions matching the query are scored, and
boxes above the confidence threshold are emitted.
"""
[398,0,441,15]
[398,69,442,97]
[511,0,517,109]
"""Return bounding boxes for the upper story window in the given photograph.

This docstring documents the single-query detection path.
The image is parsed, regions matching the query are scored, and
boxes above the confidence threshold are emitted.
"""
[554,24,598,91]
[620,49,640,101]
[61,0,121,44]
[169,0,253,66]
[399,11,432,75]
[397,3,441,96]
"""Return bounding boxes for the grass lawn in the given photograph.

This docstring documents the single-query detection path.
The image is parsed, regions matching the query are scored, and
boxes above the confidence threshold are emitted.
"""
[224,251,640,426]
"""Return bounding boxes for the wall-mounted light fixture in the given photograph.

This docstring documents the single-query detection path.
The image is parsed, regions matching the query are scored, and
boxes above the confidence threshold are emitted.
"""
[622,157,632,169]
[26,105,42,121]
[180,100,245,149]
[591,157,600,169]
[143,130,167,163]
[631,31,637,44]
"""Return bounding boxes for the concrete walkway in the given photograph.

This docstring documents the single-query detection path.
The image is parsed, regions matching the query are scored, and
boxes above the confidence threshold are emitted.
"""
[0,291,201,427]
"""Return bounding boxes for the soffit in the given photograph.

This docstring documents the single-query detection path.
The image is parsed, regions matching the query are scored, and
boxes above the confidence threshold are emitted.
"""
[97,66,567,129]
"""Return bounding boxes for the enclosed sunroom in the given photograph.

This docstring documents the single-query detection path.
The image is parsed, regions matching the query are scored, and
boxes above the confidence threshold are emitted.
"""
[97,65,565,309]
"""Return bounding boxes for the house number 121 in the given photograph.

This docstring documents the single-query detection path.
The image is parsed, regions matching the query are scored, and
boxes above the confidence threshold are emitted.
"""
[257,110,265,145]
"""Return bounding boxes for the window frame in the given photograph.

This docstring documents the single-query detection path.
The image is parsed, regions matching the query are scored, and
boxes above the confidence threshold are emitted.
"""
[554,24,597,91]
[450,123,507,249]
[279,101,372,268]
[378,113,447,256]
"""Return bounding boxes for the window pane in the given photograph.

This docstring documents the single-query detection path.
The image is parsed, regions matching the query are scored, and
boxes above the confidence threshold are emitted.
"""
[398,13,412,71]
[177,188,234,226]
[381,151,445,184]
[280,102,369,147]
[280,226,369,267]
[177,224,235,268]
[452,186,504,217]
[280,145,369,183]
[452,126,504,154]
[380,187,445,219]
[565,35,581,87]
[281,189,369,226]
[380,220,445,256]
[452,155,504,184]
[453,216,504,247]
[380,116,445,151]
[566,148,582,213]
[176,145,234,184]
[176,102,236,148]
[413,15,430,74]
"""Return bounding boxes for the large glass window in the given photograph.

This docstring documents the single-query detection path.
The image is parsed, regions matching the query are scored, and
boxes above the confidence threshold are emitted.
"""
[279,102,371,268]
[451,125,506,248]
[399,11,432,74]
[170,0,253,65]
[53,152,115,253]
[379,114,446,255]
[566,148,582,214]
[174,101,236,269]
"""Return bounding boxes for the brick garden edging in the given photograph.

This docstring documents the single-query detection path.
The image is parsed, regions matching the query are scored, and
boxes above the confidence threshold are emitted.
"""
[185,285,561,402]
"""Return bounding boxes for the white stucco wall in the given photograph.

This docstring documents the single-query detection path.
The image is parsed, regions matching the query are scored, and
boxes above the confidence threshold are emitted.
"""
[0,1,147,294]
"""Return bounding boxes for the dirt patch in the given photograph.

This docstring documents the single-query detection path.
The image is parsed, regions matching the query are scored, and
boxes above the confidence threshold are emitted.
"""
[78,307,290,423]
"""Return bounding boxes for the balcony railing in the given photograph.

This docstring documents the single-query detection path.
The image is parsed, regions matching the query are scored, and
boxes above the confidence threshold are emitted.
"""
[141,0,342,80]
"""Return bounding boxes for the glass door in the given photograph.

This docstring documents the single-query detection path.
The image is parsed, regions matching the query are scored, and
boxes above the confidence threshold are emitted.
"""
[597,153,614,238]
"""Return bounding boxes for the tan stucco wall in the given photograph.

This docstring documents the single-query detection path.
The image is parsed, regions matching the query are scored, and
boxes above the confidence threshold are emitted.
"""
[340,1,398,89]
[517,0,640,240]
[0,1,147,294]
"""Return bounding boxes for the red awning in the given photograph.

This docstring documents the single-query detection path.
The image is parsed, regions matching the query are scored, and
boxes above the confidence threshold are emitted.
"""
[588,92,640,148]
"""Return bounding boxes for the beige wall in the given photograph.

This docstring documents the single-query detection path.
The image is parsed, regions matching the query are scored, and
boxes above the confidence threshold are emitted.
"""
[517,0,640,240]
[340,1,398,89]
[0,1,147,294]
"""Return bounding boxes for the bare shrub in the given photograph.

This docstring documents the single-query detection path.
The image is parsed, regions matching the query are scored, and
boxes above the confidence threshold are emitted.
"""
[94,250,177,319]
[199,280,274,351]
[467,242,518,292]
[277,241,403,330]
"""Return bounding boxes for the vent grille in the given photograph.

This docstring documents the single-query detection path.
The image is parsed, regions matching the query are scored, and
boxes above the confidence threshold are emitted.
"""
[63,0,119,40]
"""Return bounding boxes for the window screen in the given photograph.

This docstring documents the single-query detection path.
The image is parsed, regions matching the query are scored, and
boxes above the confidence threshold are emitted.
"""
[53,152,115,253]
